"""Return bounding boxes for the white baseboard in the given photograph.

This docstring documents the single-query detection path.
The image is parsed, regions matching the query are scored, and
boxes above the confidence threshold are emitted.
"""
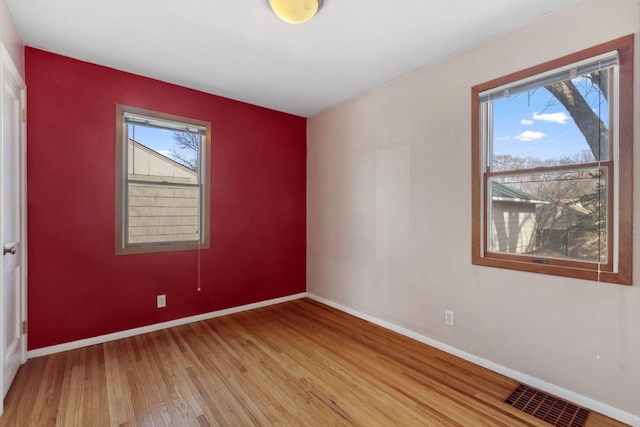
[307,293,640,427]
[27,292,308,359]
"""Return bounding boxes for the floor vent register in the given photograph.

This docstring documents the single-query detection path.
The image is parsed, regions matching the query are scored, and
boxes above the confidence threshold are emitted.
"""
[504,383,590,427]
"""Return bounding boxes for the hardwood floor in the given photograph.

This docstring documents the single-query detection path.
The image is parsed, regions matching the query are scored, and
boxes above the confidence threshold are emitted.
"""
[0,298,626,426]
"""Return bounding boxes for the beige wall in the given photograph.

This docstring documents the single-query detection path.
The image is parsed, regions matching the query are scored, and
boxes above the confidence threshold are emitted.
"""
[307,0,640,420]
[0,0,23,75]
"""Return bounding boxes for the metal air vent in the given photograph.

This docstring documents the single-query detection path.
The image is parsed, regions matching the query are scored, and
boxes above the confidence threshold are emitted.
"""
[504,383,590,427]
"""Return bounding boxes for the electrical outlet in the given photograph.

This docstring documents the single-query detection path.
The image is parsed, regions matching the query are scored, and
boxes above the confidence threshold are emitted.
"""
[157,294,166,308]
[445,310,454,326]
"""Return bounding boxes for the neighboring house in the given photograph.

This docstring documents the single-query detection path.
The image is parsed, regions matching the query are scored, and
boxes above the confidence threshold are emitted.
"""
[491,181,602,261]
[127,139,199,244]
[490,182,547,254]
[536,199,602,262]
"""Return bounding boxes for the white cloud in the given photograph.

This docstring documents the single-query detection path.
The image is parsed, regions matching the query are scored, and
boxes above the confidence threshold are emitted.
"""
[520,119,534,126]
[515,131,546,142]
[495,136,510,141]
[157,149,172,158]
[532,112,570,124]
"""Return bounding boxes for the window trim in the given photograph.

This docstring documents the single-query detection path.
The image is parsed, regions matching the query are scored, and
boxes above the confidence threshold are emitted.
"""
[115,104,211,255]
[471,35,633,285]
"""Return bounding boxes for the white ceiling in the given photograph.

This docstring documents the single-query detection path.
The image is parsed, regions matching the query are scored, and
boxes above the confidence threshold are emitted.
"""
[7,0,578,117]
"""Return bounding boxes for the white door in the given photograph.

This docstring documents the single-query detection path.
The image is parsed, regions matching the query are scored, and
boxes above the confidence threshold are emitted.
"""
[0,43,26,415]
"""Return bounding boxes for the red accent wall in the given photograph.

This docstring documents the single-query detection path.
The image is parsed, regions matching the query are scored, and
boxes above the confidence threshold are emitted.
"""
[25,48,307,350]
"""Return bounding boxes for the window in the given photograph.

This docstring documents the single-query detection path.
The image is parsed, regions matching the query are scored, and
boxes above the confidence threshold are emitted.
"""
[471,35,633,285]
[115,105,211,255]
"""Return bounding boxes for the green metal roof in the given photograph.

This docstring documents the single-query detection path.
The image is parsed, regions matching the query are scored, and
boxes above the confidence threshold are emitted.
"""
[491,182,547,204]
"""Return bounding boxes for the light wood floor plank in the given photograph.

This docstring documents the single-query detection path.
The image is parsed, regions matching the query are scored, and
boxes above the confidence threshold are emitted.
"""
[0,299,628,426]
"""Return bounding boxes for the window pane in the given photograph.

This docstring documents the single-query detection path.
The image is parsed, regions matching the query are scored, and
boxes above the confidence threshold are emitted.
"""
[491,69,611,169]
[489,168,607,263]
[127,124,201,244]
[128,125,199,184]
[128,182,200,244]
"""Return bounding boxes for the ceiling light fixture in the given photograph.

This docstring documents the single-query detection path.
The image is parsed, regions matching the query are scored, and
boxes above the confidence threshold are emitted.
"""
[269,0,320,24]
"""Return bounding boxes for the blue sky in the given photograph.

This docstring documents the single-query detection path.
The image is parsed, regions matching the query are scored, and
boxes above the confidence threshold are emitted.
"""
[492,81,608,164]
[128,125,195,161]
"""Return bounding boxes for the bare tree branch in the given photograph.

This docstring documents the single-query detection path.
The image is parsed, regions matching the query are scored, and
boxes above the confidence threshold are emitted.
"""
[544,81,608,160]
[169,132,199,171]
[589,70,608,101]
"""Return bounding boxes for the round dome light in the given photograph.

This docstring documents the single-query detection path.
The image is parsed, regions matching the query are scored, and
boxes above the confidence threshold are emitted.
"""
[269,0,319,24]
